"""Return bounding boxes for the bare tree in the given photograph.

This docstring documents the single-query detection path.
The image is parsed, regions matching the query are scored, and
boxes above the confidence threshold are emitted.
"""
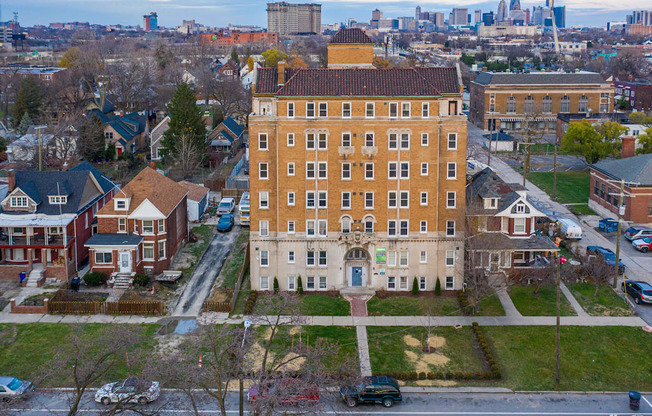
[174,132,204,179]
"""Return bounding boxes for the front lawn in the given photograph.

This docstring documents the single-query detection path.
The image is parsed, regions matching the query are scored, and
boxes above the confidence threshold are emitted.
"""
[484,326,652,391]
[568,283,632,316]
[300,294,350,316]
[509,285,577,316]
[466,293,506,316]
[528,171,590,204]
[367,296,462,316]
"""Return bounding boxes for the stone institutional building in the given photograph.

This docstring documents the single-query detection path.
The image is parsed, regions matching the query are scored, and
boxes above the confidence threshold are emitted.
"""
[248,28,467,293]
[266,2,321,35]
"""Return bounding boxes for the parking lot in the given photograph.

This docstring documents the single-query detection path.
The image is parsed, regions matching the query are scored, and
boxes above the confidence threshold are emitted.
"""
[597,228,652,260]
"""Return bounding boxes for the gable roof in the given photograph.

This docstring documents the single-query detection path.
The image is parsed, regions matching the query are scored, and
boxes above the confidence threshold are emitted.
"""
[467,168,529,215]
[85,110,147,146]
[329,28,374,44]
[69,161,117,194]
[474,71,608,86]
[177,180,209,202]
[591,154,652,186]
[150,116,170,146]
[97,167,187,217]
[222,117,244,138]
[254,67,300,95]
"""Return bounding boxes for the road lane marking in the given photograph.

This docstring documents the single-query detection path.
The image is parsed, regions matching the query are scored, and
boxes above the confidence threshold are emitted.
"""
[643,395,652,409]
[9,410,652,415]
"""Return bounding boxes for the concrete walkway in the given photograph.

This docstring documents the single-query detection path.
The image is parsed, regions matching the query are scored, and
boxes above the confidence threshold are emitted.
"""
[356,326,372,377]
[559,281,590,317]
[495,289,523,317]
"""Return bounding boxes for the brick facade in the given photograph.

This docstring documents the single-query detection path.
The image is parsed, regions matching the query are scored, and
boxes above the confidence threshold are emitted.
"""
[589,169,652,224]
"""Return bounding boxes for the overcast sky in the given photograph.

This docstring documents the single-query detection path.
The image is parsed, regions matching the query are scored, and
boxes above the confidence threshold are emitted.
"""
[7,0,647,28]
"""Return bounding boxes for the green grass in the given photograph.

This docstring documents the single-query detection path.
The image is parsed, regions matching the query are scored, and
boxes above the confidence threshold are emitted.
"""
[569,283,632,316]
[0,323,159,387]
[484,326,652,391]
[509,285,577,316]
[519,143,567,155]
[528,171,590,204]
[219,228,249,289]
[180,224,216,280]
[300,295,350,316]
[569,204,598,216]
[471,293,506,316]
[367,326,484,375]
[367,296,462,316]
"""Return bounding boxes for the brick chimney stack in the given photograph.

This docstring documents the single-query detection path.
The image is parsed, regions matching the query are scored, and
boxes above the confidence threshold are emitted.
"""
[277,61,286,85]
[8,169,15,191]
[150,161,157,170]
[621,136,636,159]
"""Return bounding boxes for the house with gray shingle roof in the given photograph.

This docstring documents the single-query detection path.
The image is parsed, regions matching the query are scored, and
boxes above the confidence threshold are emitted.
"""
[207,117,245,155]
[86,109,149,156]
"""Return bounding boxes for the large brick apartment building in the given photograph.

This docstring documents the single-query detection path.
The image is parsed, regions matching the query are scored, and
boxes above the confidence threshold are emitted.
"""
[248,28,467,293]
[470,72,613,133]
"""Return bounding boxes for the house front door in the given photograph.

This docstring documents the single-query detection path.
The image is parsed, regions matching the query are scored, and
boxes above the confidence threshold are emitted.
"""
[119,252,131,273]
[351,267,363,286]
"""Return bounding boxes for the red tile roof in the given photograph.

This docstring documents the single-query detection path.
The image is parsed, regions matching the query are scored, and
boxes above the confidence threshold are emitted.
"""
[329,28,374,44]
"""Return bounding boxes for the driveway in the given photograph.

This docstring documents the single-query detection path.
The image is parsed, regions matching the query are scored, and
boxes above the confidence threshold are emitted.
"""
[171,226,240,316]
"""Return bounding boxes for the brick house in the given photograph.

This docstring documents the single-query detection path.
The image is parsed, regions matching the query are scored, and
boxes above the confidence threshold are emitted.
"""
[589,154,652,224]
[614,79,652,111]
[86,166,188,276]
[466,168,559,274]
[0,162,117,282]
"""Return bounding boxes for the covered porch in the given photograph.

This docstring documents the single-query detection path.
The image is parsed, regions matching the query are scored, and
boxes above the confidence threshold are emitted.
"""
[468,233,559,273]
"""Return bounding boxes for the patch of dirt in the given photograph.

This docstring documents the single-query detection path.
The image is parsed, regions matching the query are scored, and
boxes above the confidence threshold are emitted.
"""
[0,325,17,345]
[289,326,301,335]
[421,353,450,366]
[427,335,446,349]
[403,334,421,347]
[405,350,419,361]
[209,291,230,303]
[261,327,273,341]
[434,380,458,387]
[279,352,306,371]
[415,360,430,374]
[245,342,272,372]
[155,334,184,356]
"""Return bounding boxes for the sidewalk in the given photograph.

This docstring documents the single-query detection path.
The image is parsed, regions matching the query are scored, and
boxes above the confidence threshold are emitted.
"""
[559,281,589,317]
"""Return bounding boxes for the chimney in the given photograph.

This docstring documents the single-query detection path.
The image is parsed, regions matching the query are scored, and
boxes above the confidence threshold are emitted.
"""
[7,169,15,192]
[621,136,636,159]
[277,61,287,85]
[150,161,157,170]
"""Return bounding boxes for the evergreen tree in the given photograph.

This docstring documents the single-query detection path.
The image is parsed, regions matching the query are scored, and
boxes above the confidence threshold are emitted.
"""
[13,77,42,125]
[161,83,206,159]
[230,48,239,63]
[411,277,419,296]
[297,275,303,295]
[435,278,442,296]
[79,115,107,162]
[273,277,279,295]
[17,112,33,136]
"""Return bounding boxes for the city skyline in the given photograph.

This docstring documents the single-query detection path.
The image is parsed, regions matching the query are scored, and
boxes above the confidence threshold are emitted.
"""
[5,0,651,28]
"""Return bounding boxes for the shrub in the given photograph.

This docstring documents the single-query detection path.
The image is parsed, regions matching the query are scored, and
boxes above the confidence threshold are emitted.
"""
[83,272,106,287]
[411,277,419,295]
[418,372,426,380]
[133,274,150,287]
[297,275,303,295]
[273,277,279,294]
[244,291,258,314]
[435,278,442,296]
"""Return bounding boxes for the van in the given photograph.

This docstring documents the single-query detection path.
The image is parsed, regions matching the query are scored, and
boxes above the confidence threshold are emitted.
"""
[558,218,582,239]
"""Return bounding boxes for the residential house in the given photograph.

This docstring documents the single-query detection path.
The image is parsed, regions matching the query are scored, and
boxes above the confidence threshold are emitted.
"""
[0,162,117,282]
[466,168,559,274]
[615,79,652,111]
[207,117,245,155]
[178,180,210,222]
[86,109,149,155]
[483,131,517,152]
[216,60,240,79]
[86,166,188,276]
[150,116,170,161]
[6,126,54,164]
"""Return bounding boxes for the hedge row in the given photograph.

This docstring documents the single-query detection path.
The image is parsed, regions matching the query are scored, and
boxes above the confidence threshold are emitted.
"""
[472,321,502,379]
[244,291,258,314]
[457,290,471,315]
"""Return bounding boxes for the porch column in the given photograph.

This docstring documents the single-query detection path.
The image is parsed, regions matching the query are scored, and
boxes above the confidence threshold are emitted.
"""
[26,227,31,245]
[41,248,47,267]
[43,227,48,246]
[64,248,69,282]
[63,226,67,246]
[27,248,33,269]
[8,227,12,245]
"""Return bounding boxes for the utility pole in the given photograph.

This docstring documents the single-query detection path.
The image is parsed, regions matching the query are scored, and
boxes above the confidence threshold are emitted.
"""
[553,142,557,200]
[555,254,562,386]
[487,120,494,167]
[37,126,43,171]
[613,179,625,287]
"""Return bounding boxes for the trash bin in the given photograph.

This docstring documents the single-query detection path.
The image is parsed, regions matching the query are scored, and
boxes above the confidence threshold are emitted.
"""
[70,276,81,292]
[19,272,26,283]
[629,391,641,411]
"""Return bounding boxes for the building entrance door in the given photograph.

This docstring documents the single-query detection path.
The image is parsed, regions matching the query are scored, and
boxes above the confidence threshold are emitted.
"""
[352,267,362,286]
[119,252,131,273]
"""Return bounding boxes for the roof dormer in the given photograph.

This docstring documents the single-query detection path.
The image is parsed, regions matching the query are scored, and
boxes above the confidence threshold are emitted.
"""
[114,198,130,211]
[484,197,498,209]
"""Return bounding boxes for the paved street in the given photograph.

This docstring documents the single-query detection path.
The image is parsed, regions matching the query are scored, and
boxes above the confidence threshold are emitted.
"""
[6,389,652,415]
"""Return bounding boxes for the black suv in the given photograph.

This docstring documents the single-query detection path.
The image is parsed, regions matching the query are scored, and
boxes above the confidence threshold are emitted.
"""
[622,280,652,305]
[340,375,402,408]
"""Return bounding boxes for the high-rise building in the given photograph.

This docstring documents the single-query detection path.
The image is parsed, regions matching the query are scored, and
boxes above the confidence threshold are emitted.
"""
[553,6,565,28]
[266,2,321,35]
[415,6,422,20]
[249,28,467,294]
[546,0,554,7]
[143,12,158,31]
[496,0,508,22]
[509,0,521,11]
[482,12,495,26]
[450,8,468,26]
[474,9,482,24]
[628,10,652,26]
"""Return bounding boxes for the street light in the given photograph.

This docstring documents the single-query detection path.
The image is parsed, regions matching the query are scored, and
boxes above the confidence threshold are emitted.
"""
[240,319,252,416]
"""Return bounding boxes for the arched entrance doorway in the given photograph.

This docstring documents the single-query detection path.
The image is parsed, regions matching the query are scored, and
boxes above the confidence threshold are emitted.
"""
[345,248,370,287]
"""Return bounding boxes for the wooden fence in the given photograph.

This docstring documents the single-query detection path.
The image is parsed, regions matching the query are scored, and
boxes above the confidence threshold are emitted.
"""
[230,243,250,314]
[202,300,231,313]
[48,300,166,315]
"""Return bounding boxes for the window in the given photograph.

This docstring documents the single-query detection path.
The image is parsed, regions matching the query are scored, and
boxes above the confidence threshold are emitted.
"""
[341,216,351,233]
[446,250,455,266]
[143,243,155,260]
[599,103,609,113]
[388,162,397,179]
[420,221,427,233]
[401,102,411,118]
[606,187,611,204]
[306,192,315,208]
[514,218,526,234]
[560,96,570,113]
[399,251,408,266]
[306,102,315,118]
[318,162,327,179]
[134,221,139,234]
[318,251,327,266]
[306,220,315,236]
[158,241,166,259]
[400,191,409,208]
[388,191,397,208]
[48,196,67,205]
[105,131,113,140]
[400,133,410,149]
[307,276,315,289]
[445,276,454,290]
[306,162,315,179]
[287,162,295,176]
[319,276,327,290]
[506,96,516,113]
[318,191,327,209]
[287,133,295,147]
[306,133,315,149]
[364,218,374,233]
[287,192,295,206]
[447,191,456,208]
[387,251,396,266]
[288,276,296,291]
[95,252,112,264]
[342,163,351,180]
[447,162,457,179]
[421,163,428,176]
[448,133,457,150]
[158,220,165,233]
[400,162,409,179]
[10,196,27,207]
[365,192,374,209]
[578,95,588,112]
[318,133,327,149]
[542,96,552,113]
[515,203,525,213]
[365,132,375,146]
[388,220,397,237]
[258,133,268,150]
[387,276,396,290]
[594,181,599,196]
[319,102,328,117]
[318,220,327,237]
[399,276,408,290]
[422,102,429,118]
[288,221,295,233]
[420,192,428,206]
[287,102,294,118]
[524,96,534,114]
[399,220,409,236]
[341,132,351,147]
[118,218,126,232]
[446,220,455,237]
[259,192,269,209]
[365,102,375,118]
[259,163,268,179]
[142,220,154,234]
[388,133,398,149]
[389,102,398,118]
[260,250,269,266]
[600,183,605,199]
[421,133,428,146]
[420,251,427,263]
[365,163,374,179]
[342,192,351,209]
[260,276,269,290]
[342,102,351,118]
[419,277,426,290]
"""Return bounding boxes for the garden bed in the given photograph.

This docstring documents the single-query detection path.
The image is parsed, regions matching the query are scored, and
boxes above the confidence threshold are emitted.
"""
[20,293,51,307]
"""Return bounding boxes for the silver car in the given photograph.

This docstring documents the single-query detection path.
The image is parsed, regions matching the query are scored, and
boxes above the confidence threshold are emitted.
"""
[0,376,34,401]
[95,378,160,405]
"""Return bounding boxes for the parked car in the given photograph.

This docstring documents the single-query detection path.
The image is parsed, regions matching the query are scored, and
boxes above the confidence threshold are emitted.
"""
[622,280,652,305]
[632,237,652,253]
[340,375,402,408]
[586,246,625,274]
[95,378,160,405]
[0,377,33,401]
[248,379,319,407]
[624,226,652,241]
[598,218,619,233]
[217,214,234,232]
[216,197,236,215]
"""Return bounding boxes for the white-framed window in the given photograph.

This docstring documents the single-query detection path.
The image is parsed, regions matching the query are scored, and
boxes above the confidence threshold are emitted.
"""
[399,251,408,267]
[364,217,374,233]
[306,162,316,179]
[318,220,327,237]
[341,192,351,209]
[399,220,409,237]
[400,162,409,179]
[389,102,398,118]
[287,192,295,206]
[447,191,456,209]
[318,250,327,266]
[288,276,296,291]
[421,163,428,176]
[318,162,327,179]
[419,277,426,290]
[446,220,455,237]
[420,250,427,263]
[400,133,410,149]
[318,102,328,117]
[514,217,526,234]
[306,220,315,237]
[258,133,268,150]
[342,132,351,147]
[388,162,397,179]
[306,133,315,149]
[307,276,315,289]
[401,102,411,118]
[95,252,112,264]
[388,133,398,150]
[259,192,269,209]
[387,251,396,266]
[422,102,429,118]
[142,220,154,234]
[158,240,166,259]
[260,250,269,266]
[287,162,295,176]
[306,192,315,209]
[388,191,397,208]
[287,102,295,118]
[306,102,315,118]
[288,221,295,233]
[446,276,454,290]
[365,163,374,179]
[318,133,327,149]
[118,218,127,233]
[318,191,327,208]
[446,250,455,266]
[388,220,397,237]
[448,133,457,150]
[365,132,375,146]
[447,162,457,179]
[341,216,351,233]
[143,243,155,260]
[342,102,351,118]
[399,276,408,290]
[420,192,428,206]
[421,133,428,146]
[158,220,165,233]
[366,102,375,118]
[515,203,525,213]
[10,196,28,207]
[48,196,67,205]
[319,276,327,290]
[420,220,427,233]
[259,163,268,179]
[365,192,374,209]
[115,199,128,210]
[399,191,409,208]
[260,276,270,290]
[287,133,295,147]
[342,162,351,180]
[387,276,396,290]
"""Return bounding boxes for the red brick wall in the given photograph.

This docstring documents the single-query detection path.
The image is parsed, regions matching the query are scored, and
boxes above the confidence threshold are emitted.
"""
[590,169,652,223]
